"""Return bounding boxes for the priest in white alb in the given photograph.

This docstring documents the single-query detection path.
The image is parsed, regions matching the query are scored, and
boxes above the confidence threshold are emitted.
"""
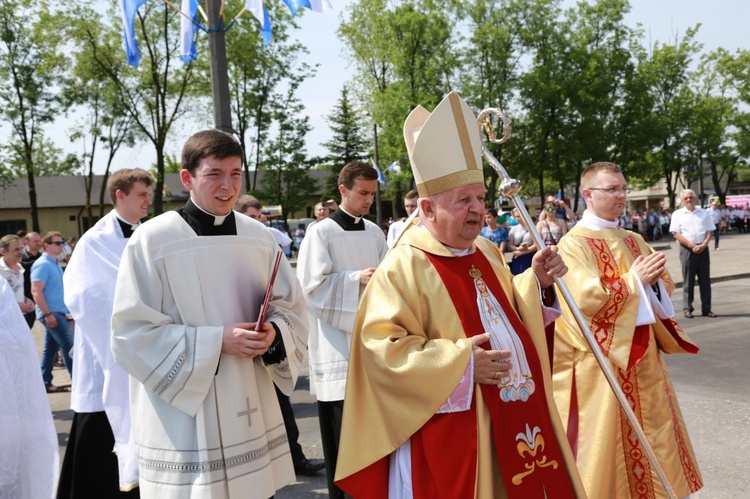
[111,130,308,499]
[60,168,153,498]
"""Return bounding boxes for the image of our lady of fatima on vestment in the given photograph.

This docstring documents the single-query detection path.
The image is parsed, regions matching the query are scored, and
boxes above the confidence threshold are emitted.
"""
[472,266,535,402]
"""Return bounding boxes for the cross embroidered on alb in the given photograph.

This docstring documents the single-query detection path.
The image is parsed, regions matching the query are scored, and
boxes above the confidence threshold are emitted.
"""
[237,397,258,427]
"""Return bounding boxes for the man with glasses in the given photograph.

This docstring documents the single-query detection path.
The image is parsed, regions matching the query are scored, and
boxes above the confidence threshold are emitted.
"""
[669,189,716,318]
[31,231,74,392]
[552,162,703,499]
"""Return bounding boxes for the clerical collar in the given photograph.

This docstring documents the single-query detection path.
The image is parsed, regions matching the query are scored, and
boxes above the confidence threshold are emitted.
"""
[178,198,237,236]
[114,212,140,239]
[329,207,365,231]
[579,210,620,230]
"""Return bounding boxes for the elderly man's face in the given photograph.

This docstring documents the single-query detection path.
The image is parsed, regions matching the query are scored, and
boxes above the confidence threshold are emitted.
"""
[314,204,329,220]
[681,191,696,211]
[423,183,486,250]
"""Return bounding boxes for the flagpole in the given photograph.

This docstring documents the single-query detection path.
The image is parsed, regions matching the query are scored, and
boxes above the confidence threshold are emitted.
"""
[206,0,233,133]
[373,122,382,228]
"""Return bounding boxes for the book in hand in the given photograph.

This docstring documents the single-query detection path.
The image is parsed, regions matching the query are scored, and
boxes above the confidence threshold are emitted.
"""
[255,251,284,332]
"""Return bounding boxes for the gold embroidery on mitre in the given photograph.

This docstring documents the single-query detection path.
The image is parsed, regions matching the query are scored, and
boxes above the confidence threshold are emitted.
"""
[469,265,482,279]
[416,169,485,197]
[448,92,479,171]
[511,424,559,485]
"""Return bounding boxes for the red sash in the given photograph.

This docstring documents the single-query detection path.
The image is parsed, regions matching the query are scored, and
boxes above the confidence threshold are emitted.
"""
[424,249,577,498]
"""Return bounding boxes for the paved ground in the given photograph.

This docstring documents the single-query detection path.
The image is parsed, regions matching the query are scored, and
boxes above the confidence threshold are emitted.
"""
[37,230,750,498]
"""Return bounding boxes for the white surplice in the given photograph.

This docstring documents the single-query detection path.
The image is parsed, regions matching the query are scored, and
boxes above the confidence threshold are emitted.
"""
[0,278,59,498]
[63,210,139,489]
[296,216,387,401]
[111,211,308,499]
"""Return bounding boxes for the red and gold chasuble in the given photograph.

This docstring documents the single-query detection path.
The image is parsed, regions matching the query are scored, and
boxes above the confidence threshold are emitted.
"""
[417,249,577,499]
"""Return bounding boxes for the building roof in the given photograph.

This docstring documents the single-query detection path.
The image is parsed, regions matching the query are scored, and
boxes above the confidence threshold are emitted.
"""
[1,170,328,209]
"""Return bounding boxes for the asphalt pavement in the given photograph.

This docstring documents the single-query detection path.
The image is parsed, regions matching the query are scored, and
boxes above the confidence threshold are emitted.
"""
[36,230,750,498]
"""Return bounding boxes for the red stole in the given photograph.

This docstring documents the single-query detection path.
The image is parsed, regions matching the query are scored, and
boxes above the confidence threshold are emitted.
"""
[422,249,576,498]
[337,248,577,498]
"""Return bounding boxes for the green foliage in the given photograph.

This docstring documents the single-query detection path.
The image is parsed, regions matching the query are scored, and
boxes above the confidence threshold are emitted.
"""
[0,0,68,230]
[255,79,318,221]
[226,1,314,193]
[321,85,370,199]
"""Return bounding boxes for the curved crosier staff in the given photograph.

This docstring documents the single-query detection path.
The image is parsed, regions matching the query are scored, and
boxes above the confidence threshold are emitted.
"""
[477,108,678,499]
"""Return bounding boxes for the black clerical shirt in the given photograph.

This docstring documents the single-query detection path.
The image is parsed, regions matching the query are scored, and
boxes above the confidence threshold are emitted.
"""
[329,207,366,231]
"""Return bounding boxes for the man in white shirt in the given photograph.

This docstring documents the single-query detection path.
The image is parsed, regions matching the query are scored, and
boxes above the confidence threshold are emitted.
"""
[296,161,388,498]
[669,189,716,318]
[386,189,418,247]
[0,234,35,315]
[59,168,153,498]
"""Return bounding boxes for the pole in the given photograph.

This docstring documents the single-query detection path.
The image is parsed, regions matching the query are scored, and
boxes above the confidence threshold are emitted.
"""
[206,0,233,133]
[373,122,382,228]
[477,108,679,499]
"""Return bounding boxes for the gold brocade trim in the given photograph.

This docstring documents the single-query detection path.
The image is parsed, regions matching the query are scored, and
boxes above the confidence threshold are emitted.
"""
[585,237,629,355]
[618,367,656,498]
[448,93,479,172]
[416,170,484,197]
[511,424,559,485]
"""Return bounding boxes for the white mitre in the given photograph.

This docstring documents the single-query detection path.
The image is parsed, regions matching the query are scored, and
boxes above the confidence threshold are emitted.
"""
[403,91,484,197]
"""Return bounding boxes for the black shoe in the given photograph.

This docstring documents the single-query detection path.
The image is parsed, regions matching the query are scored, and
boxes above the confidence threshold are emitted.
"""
[702,311,718,318]
[294,458,325,476]
[684,311,694,319]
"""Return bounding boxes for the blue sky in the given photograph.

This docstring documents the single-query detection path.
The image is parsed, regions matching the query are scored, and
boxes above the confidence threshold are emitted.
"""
[36,0,750,173]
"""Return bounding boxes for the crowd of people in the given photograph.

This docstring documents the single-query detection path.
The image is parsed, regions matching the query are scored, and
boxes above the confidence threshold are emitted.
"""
[3,91,745,499]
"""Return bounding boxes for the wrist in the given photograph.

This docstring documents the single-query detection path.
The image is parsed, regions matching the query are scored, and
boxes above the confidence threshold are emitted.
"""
[43,311,52,317]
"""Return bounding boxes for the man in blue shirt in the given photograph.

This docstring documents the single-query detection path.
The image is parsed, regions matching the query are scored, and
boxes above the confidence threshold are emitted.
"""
[479,208,508,252]
[31,231,73,392]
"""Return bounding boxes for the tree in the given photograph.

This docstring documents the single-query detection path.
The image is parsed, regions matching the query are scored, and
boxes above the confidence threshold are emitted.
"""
[256,78,318,223]
[321,85,369,200]
[72,0,203,215]
[339,0,461,194]
[226,3,313,192]
[462,0,529,204]
[640,27,702,208]
[0,0,67,231]
[65,6,139,223]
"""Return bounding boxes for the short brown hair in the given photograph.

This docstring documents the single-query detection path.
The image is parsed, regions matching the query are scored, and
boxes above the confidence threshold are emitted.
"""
[42,231,62,245]
[107,168,154,205]
[181,129,244,175]
[0,234,21,252]
[234,194,262,213]
[405,189,418,200]
[338,161,378,190]
[581,162,622,188]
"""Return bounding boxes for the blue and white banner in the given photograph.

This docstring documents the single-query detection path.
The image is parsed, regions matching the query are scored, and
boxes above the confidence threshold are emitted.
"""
[386,160,401,173]
[371,159,387,188]
[282,0,311,17]
[246,0,273,46]
[119,0,148,67]
[180,0,200,63]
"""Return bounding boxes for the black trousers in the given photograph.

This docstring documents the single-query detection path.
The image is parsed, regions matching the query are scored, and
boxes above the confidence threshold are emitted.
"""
[274,385,305,465]
[318,400,349,499]
[679,244,712,314]
[57,412,140,499]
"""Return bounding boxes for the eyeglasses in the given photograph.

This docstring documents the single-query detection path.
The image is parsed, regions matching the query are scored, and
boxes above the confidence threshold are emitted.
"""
[589,187,632,195]
[48,241,65,246]
[545,206,556,211]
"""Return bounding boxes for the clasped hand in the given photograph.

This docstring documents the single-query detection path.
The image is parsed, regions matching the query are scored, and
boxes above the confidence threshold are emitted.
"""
[222,322,276,358]
[631,252,666,286]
